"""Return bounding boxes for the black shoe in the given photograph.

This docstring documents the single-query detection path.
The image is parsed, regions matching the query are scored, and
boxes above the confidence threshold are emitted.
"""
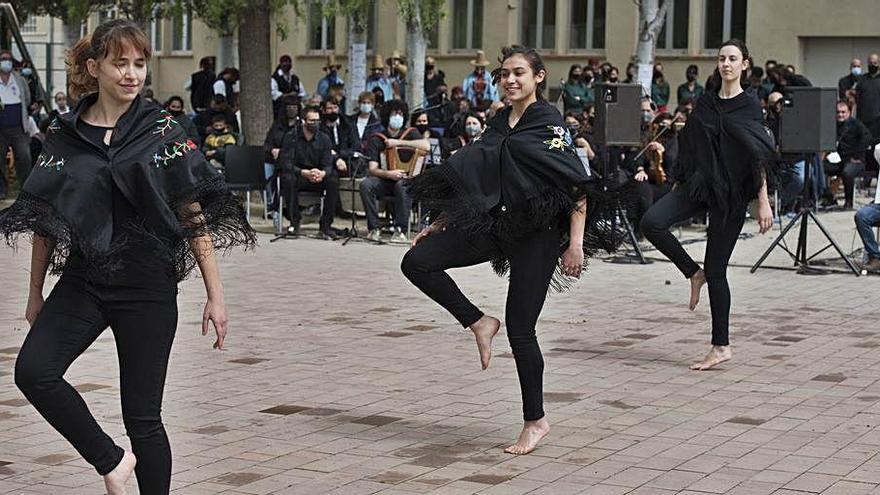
[819,198,838,208]
[286,224,301,236]
[317,228,337,240]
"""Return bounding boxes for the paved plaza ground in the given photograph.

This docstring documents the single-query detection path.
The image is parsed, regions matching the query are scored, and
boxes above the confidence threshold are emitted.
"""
[0,205,879,494]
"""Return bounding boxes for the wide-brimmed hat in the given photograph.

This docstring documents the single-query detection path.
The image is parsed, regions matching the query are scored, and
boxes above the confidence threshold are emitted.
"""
[470,50,490,67]
[386,49,407,66]
[323,54,341,70]
[370,54,385,70]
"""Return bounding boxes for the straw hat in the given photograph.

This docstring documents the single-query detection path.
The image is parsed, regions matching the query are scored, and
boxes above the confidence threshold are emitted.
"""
[386,49,407,67]
[370,54,386,70]
[323,54,341,70]
[470,50,491,67]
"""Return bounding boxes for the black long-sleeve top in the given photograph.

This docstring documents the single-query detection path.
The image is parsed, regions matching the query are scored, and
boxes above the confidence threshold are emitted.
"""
[278,129,334,177]
[320,117,361,160]
[837,117,872,163]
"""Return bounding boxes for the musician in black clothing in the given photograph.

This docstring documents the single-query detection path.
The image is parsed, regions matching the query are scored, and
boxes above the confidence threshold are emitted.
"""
[320,98,360,176]
[277,106,337,238]
[271,55,305,114]
[188,56,214,112]
[821,100,873,209]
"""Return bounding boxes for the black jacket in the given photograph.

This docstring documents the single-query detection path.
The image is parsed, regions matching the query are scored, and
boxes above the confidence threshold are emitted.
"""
[320,116,360,160]
[837,117,872,163]
[857,72,880,131]
[263,118,299,164]
[190,69,215,110]
[350,111,384,144]
[839,73,858,100]
[0,93,254,281]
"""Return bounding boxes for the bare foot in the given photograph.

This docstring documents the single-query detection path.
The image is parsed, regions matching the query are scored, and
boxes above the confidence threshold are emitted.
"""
[103,451,136,495]
[469,315,501,370]
[690,345,731,371]
[689,269,706,311]
[504,417,550,455]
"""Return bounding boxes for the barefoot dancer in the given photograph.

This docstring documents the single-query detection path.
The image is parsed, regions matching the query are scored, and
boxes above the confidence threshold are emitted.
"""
[0,21,254,494]
[402,46,616,455]
[640,39,776,371]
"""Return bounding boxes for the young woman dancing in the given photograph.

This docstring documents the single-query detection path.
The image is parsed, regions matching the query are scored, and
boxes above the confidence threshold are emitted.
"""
[640,39,776,371]
[401,46,616,455]
[0,20,254,494]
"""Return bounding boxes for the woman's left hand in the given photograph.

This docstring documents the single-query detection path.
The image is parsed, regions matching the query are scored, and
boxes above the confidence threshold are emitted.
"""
[202,297,228,350]
[561,244,585,278]
[756,200,773,234]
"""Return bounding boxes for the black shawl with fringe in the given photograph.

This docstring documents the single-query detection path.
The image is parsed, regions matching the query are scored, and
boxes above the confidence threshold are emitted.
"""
[676,89,777,215]
[407,99,621,291]
[0,93,255,282]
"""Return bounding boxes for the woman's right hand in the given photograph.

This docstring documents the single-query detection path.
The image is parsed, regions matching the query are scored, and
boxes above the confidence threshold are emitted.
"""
[411,221,444,247]
[25,293,44,326]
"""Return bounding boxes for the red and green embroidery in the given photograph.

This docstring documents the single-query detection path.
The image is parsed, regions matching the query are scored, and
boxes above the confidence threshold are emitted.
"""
[153,110,179,136]
[37,153,65,171]
[152,139,198,168]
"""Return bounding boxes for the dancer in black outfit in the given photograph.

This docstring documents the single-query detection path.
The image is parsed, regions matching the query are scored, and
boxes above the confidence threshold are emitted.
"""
[402,46,617,455]
[0,21,254,494]
[640,39,776,371]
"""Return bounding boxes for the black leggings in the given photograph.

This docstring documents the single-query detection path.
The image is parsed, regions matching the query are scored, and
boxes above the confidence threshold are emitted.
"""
[640,186,746,346]
[15,276,177,494]
[401,226,560,421]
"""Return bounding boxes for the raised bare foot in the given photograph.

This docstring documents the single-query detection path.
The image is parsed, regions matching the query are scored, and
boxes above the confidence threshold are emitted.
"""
[689,269,706,311]
[504,417,550,455]
[690,345,732,371]
[103,451,136,495]
[470,315,501,370]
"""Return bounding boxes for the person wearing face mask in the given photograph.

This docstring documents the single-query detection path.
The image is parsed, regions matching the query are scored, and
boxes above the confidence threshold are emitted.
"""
[192,94,238,143]
[651,69,671,113]
[424,56,447,109]
[359,99,430,243]
[164,95,200,146]
[352,91,383,144]
[677,64,704,106]
[607,66,620,84]
[276,106,337,238]
[839,58,862,101]
[441,111,485,159]
[317,54,344,99]
[213,67,240,109]
[320,98,359,177]
[562,64,589,114]
[411,110,432,138]
[269,55,304,114]
[0,49,32,199]
[856,53,880,137]
[187,56,215,112]
[201,114,241,169]
[463,50,499,109]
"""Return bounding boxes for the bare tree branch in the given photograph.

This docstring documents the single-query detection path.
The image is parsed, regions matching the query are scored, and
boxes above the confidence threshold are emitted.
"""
[646,0,670,36]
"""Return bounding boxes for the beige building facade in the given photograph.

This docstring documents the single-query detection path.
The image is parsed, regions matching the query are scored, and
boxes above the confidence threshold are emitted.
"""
[21,0,880,110]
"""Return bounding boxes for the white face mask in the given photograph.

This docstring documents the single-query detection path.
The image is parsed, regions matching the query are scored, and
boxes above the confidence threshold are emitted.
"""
[465,123,482,137]
[388,114,404,130]
[0,60,13,73]
[359,103,373,114]
[852,66,863,76]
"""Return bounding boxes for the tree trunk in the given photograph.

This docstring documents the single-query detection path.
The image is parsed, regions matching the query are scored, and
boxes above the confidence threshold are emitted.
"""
[346,13,367,110]
[404,4,426,109]
[237,2,272,145]
[634,0,669,94]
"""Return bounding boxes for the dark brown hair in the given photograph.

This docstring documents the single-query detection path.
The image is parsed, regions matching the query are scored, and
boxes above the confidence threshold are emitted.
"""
[706,38,751,93]
[492,45,547,99]
[67,19,151,100]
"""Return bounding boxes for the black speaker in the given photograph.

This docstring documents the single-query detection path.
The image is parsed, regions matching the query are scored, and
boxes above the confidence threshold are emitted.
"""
[779,87,837,153]
[594,83,642,146]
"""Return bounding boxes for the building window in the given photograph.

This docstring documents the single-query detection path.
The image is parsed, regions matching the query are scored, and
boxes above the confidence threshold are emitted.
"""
[657,0,689,50]
[704,0,746,49]
[21,17,37,33]
[570,0,605,50]
[172,9,191,52]
[309,1,335,51]
[452,0,483,50]
[149,19,162,53]
[522,0,556,50]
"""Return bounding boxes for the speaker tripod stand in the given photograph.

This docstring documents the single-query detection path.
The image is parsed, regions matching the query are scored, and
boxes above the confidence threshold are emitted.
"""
[601,147,649,264]
[751,153,860,276]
